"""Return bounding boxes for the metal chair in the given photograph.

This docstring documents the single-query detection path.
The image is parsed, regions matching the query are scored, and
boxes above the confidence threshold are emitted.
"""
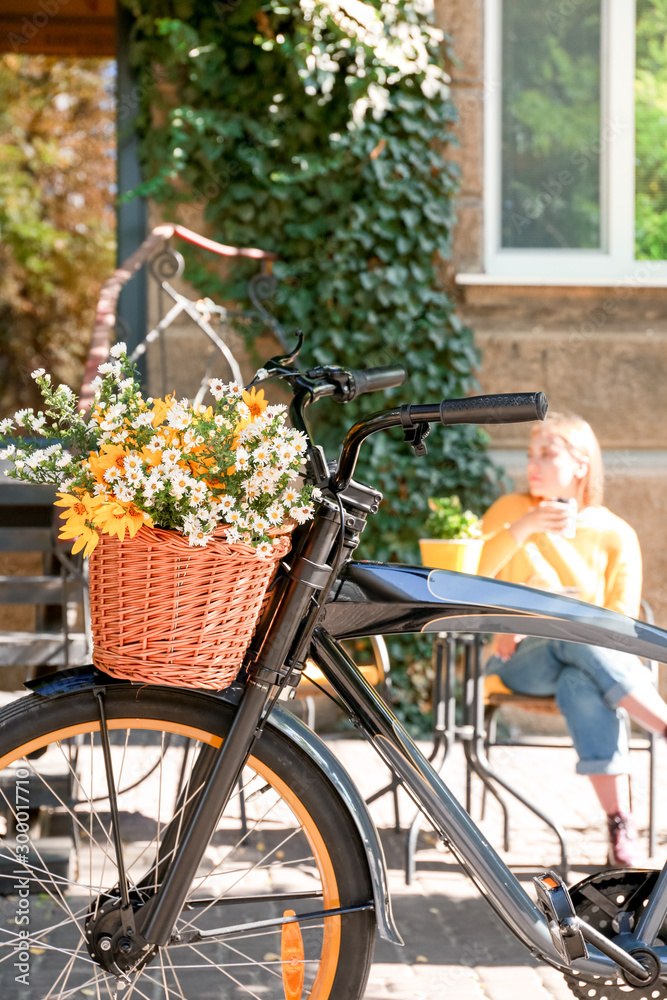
[481,598,659,860]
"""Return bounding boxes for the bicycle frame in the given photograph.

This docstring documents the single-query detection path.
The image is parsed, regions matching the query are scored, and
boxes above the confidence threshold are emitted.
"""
[317,562,667,977]
[33,560,667,981]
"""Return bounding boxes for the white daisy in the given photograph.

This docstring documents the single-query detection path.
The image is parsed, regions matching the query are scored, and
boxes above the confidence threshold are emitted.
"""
[170,474,193,499]
[291,432,308,454]
[282,485,300,505]
[291,503,315,524]
[162,448,182,466]
[124,454,143,473]
[208,378,226,400]
[115,485,136,502]
[267,504,284,524]
[98,361,122,377]
[143,475,162,496]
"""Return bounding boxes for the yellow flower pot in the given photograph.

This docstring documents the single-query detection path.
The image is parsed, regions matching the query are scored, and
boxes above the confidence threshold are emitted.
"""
[419,538,483,574]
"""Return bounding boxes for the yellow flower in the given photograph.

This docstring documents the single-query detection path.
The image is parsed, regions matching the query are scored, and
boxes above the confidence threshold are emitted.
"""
[61,524,100,558]
[54,491,101,519]
[233,386,269,445]
[151,393,174,427]
[93,501,153,542]
[242,386,268,420]
[88,444,130,485]
[55,492,104,558]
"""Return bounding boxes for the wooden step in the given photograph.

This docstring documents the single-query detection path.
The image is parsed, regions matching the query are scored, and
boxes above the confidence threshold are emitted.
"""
[0,634,90,666]
[0,576,84,604]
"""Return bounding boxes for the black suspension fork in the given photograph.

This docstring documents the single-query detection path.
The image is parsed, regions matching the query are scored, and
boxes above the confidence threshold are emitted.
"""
[134,504,344,949]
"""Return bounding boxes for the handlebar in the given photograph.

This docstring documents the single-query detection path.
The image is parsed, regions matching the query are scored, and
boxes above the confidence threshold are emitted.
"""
[253,340,548,494]
[409,391,548,426]
[302,364,407,402]
[346,365,407,400]
[331,391,548,493]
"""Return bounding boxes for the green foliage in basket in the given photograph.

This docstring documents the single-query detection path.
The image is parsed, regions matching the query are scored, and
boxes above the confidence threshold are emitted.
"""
[423,495,483,541]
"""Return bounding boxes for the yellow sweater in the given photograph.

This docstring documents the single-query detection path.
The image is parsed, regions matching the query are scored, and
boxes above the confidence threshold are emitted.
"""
[478,494,642,618]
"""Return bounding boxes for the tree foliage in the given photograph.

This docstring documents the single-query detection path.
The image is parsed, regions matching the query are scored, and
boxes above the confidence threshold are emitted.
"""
[500,1,601,249]
[0,55,116,418]
[636,0,667,260]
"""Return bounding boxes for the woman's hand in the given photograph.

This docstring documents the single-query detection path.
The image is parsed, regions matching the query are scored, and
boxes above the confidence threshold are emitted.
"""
[495,633,526,661]
[508,500,571,546]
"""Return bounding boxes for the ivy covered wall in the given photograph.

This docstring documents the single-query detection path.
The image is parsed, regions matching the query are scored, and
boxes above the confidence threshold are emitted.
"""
[120,0,503,721]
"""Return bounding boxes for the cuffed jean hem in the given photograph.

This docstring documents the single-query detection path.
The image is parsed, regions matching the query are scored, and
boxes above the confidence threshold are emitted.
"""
[575,750,631,777]
[485,638,647,774]
[603,677,637,711]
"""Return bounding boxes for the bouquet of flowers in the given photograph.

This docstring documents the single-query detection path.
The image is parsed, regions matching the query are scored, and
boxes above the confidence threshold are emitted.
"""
[0,345,316,556]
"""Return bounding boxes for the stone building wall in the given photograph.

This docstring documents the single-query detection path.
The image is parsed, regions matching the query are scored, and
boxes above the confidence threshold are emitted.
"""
[435,0,667,639]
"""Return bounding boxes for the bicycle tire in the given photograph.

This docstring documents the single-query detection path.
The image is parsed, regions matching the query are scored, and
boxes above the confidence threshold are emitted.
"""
[0,684,376,1000]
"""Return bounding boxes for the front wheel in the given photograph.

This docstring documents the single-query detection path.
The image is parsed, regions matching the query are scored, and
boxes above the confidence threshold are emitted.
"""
[0,684,376,1000]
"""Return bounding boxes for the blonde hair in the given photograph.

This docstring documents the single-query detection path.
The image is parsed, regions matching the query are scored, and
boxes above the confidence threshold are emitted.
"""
[531,411,604,507]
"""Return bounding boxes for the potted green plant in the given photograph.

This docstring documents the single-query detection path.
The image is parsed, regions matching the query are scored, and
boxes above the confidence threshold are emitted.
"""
[419,495,484,573]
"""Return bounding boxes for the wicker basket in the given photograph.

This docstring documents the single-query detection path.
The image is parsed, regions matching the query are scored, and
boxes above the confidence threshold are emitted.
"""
[88,524,292,690]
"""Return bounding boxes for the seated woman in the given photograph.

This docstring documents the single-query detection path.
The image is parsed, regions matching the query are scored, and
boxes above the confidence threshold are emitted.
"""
[479,411,667,867]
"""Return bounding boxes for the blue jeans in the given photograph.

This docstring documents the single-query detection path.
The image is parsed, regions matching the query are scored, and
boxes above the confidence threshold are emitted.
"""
[485,638,651,775]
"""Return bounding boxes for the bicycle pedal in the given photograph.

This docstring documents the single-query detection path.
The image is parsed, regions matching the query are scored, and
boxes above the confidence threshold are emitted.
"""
[534,872,588,964]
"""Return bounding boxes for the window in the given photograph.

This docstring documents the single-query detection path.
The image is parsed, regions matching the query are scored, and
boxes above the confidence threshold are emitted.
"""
[483,0,667,282]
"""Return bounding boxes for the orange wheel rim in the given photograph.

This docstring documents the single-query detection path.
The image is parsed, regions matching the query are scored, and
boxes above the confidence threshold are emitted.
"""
[1,715,343,1000]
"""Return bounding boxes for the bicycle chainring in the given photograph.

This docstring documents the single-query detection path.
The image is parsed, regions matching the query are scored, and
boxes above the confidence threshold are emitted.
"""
[562,869,666,1000]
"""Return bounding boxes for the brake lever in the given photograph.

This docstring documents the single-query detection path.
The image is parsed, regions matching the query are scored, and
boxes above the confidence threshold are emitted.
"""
[245,331,310,390]
[267,329,304,368]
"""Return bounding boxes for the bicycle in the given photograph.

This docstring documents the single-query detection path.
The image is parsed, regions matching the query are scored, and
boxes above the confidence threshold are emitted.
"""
[2,334,667,1000]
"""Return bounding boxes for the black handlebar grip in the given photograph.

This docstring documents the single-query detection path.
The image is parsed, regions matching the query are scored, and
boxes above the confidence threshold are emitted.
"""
[349,365,407,399]
[438,391,548,425]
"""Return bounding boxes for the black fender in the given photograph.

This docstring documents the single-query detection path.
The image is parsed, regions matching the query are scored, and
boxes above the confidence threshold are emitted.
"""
[324,562,667,662]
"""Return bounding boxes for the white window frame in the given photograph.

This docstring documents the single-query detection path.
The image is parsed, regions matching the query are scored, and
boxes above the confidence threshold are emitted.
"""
[478,0,667,284]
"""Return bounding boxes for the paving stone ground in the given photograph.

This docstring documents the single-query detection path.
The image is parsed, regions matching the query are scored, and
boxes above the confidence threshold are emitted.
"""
[326,734,667,1000]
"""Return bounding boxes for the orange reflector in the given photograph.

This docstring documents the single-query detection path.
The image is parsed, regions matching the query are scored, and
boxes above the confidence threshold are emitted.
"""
[542,876,558,890]
[281,909,305,1000]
